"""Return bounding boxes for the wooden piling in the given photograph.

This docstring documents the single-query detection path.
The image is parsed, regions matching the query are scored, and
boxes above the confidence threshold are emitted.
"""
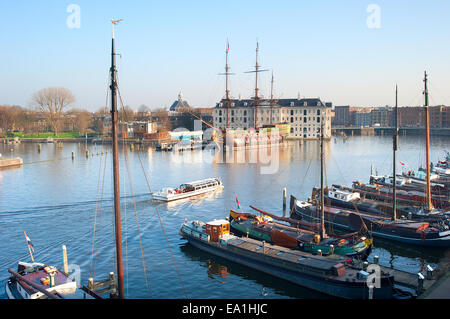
[282,188,287,216]
[62,245,69,275]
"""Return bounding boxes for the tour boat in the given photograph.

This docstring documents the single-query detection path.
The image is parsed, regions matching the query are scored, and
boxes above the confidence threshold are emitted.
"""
[5,261,77,299]
[180,218,400,299]
[152,178,223,202]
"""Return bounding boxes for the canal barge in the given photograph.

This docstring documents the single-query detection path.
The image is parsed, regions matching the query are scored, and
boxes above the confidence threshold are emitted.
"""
[290,195,450,247]
[229,209,372,258]
[152,178,223,202]
[180,219,397,299]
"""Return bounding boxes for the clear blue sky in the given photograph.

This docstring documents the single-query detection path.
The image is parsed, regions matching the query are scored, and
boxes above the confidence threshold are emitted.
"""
[0,0,449,111]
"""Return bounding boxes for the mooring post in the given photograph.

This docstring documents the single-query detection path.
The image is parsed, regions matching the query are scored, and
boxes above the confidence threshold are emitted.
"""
[374,255,379,265]
[282,187,287,216]
[417,272,425,295]
[72,152,75,160]
[62,245,69,275]
[37,144,41,153]
[86,150,89,158]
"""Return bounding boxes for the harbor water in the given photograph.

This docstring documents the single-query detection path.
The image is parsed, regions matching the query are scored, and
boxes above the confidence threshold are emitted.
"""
[0,135,449,299]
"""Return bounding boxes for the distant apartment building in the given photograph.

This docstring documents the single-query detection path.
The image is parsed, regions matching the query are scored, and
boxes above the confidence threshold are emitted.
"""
[371,107,393,127]
[353,108,373,127]
[213,97,333,139]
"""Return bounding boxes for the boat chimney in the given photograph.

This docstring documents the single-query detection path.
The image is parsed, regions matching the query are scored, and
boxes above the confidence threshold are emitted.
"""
[49,271,56,288]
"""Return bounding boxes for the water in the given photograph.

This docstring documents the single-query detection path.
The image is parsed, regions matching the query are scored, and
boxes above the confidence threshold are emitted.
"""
[0,135,448,299]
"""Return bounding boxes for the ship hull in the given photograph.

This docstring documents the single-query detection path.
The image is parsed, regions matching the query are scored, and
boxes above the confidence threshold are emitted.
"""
[181,231,393,299]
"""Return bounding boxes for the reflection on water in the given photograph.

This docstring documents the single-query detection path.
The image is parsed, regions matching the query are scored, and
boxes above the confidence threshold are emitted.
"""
[0,135,448,298]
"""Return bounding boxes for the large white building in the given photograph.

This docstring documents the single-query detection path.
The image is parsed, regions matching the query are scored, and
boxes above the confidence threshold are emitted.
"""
[213,97,332,139]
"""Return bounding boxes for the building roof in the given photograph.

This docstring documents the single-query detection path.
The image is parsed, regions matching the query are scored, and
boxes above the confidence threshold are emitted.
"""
[215,98,331,108]
[170,91,190,111]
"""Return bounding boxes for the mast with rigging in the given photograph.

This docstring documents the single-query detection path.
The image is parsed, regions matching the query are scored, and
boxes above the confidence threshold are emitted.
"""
[110,19,125,299]
[245,41,268,130]
[423,71,433,212]
[392,85,398,221]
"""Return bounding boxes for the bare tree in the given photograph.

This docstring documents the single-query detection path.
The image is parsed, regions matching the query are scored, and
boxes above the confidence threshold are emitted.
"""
[68,108,92,135]
[32,87,75,136]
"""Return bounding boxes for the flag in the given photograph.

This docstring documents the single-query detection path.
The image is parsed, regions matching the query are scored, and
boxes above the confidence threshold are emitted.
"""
[236,196,241,210]
[400,162,406,166]
[24,231,34,253]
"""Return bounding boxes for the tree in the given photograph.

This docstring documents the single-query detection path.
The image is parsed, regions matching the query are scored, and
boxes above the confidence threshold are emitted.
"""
[32,87,75,136]
[68,108,92,135]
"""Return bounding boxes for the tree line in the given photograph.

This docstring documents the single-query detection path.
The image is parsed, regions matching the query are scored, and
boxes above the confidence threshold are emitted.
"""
[0,87,200,137]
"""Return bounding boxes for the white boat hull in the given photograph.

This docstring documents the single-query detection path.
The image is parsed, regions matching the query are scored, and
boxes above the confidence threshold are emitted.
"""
[152,185,223,202]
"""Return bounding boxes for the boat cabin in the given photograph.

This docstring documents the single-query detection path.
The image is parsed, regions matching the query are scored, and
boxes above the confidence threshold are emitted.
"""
[328,188,360,202]
[206,220,230,242]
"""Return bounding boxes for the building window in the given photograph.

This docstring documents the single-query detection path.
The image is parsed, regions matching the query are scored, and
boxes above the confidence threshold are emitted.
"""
[303,117,307,123]
[317,117,320,123]
[317,109,321,115]
[219,110,222,116]
[219,118,222,123]
[304,110,307,115]
[290,117,294,123]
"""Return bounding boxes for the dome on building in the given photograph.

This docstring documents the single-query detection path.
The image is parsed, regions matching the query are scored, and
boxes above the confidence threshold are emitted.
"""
[169,91,190,111]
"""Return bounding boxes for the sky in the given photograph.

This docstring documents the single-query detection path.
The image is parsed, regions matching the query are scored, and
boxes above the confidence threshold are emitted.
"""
[0,0,449,111]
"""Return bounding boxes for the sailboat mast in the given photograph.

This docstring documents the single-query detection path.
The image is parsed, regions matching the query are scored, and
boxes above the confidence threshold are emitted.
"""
[320,122,325,239]
[254,42,260,129]
[392,85,398,221]
[110,20,125,299]
[270,71,274,125]
[424,71,433,211]
[225,40,230,129]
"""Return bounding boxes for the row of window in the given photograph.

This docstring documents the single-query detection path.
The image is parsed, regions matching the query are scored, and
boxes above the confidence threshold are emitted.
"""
[215,109,323,116]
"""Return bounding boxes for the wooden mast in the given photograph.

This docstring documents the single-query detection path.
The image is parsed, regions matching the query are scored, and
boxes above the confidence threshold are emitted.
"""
[245,41,268,130]
[270,71,274,125]
[110,19,125,299]
[392,85,398,221]
[224,40,231,128]
[320,121,325,239]
[423,71,433,211]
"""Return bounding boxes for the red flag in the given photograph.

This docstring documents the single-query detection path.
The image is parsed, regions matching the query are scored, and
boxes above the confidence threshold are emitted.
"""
[400,162,405,166]
[236,196,241,210]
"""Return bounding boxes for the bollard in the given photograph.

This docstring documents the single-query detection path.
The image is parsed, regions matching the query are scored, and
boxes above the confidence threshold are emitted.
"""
[368,286,374,300]
[426,265,434,280]
[417,272,425,295]
[373,256,379,265]
[329,245,334,255]
[363,261,369,271]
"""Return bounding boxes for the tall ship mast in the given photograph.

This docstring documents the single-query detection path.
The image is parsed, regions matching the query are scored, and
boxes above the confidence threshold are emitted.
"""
[110,19,125,299]
[245,41,268,130]
[219,40,234,129]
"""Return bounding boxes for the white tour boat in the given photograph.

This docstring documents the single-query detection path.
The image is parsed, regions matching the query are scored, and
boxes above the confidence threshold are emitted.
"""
[152,178,223,202]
